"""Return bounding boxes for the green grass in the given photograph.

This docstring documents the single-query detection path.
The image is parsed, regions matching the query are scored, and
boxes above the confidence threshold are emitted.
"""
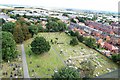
[24,32,118,78]
[24,33,65,78]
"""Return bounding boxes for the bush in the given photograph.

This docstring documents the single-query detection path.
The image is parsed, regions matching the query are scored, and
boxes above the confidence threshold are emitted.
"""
[29,25,38,37]
[70,37,79,46]
[77,35,85,42]
[2,22,15,34]
[84,37,96,48]
[53,66,81,80]
[112,54,120,64]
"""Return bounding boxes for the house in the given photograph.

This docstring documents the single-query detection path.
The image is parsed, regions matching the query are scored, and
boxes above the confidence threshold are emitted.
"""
[72,28,85,35]
[106,36,110,42]
[118,39,120,45]
[78,30,85,35]
[0,14,10,19]
[109,37,118,45]
[6,18,16,23]
[41,21,47,28]
[97,39,103,44]
[103,42,119,53]
[86,21,115,35]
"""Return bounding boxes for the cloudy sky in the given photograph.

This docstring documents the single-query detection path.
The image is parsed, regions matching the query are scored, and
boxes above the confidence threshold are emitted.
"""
[0,0,119,12]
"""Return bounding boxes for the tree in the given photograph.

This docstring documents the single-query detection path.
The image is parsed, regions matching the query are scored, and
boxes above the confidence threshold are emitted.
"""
[92,15,97,21]
[84,37,96,48]
[13,25,24,43]
[69,30,76,36]
[47,17,60,22]
[17,17,27,25]
[46,21,58,32]
[112,54,120,64]
[29,25,38,37]
[16,14,20,18]
[80,60,95,78]
[76,17,85,23]
[2,31,17,61]
[71,18,77,23]
[74,31,79,37]
[12,18,31,43]
[0,18,5,26]
[31,37,51,54]
[37,24,44,32]
[21,23,31,40]
[23,14,27,18]
[46,17,67,32]
[57,21,67,31]
[53,66,81,80]
[62,13,69,17]
[77,35,84,43]
[1,9,7,13]
[70,37,79,46]
[2,22,15,34]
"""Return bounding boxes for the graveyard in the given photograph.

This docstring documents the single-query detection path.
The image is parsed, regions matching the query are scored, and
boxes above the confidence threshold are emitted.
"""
[1,45,23,78]
[24,32,118,78]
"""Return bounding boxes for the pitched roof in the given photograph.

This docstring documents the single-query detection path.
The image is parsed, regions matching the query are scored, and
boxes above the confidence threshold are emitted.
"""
[104,42,118,50]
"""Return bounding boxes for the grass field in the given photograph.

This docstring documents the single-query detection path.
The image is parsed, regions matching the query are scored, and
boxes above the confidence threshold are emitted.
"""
[1,45,23,78]
[24,32,118,78]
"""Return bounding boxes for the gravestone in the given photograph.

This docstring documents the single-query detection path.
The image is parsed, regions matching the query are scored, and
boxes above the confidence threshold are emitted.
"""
[29,54,31,57]
[5,72,8,76]
[56,38,58,40]
[10,75,12,78]
[32,69,34,72]
[17,64,21,68]
[14,74,17,77]
[48,69,51,71]
[14,64,17,68]
[73,50,76,53]
[13,68,15,71]
[30,61,32,64]
[60,51,63,54]
[11,72,13,75]
[36,65,40,68]
[15,64,17,68]
[3,72,5,75]
[10,64,13,67]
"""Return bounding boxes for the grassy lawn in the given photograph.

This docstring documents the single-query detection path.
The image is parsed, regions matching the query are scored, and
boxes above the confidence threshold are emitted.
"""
[24,33,65,78]
[24,32,118,78]
[1,45,23,78]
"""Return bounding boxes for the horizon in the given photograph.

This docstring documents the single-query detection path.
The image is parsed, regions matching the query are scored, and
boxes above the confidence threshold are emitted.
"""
[0,4,118,13]
[0,0,119,12]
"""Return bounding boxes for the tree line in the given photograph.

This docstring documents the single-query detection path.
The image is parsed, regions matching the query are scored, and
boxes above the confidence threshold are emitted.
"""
[67,30,97,48]
[2,17,67,43]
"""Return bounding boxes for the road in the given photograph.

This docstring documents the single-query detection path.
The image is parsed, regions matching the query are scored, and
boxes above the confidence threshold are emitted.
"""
[21,44,30,78]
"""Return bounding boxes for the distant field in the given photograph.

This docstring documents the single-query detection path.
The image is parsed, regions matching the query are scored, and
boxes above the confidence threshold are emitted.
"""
[24,32,118,78]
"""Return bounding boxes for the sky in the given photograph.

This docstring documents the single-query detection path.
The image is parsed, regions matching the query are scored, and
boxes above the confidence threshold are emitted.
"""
[0,0,119,12]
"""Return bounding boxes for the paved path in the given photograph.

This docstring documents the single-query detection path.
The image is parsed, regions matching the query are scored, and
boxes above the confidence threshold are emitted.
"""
[70,54,96,59]
[21,44,30,78]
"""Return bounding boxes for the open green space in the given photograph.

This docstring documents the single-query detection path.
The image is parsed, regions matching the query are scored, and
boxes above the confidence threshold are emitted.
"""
[24,32,118,78]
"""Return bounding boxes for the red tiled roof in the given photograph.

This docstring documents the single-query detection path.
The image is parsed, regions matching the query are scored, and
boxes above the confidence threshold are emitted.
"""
[79,30,85,34]
[104,42,118,51]
[97,39,103,44]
